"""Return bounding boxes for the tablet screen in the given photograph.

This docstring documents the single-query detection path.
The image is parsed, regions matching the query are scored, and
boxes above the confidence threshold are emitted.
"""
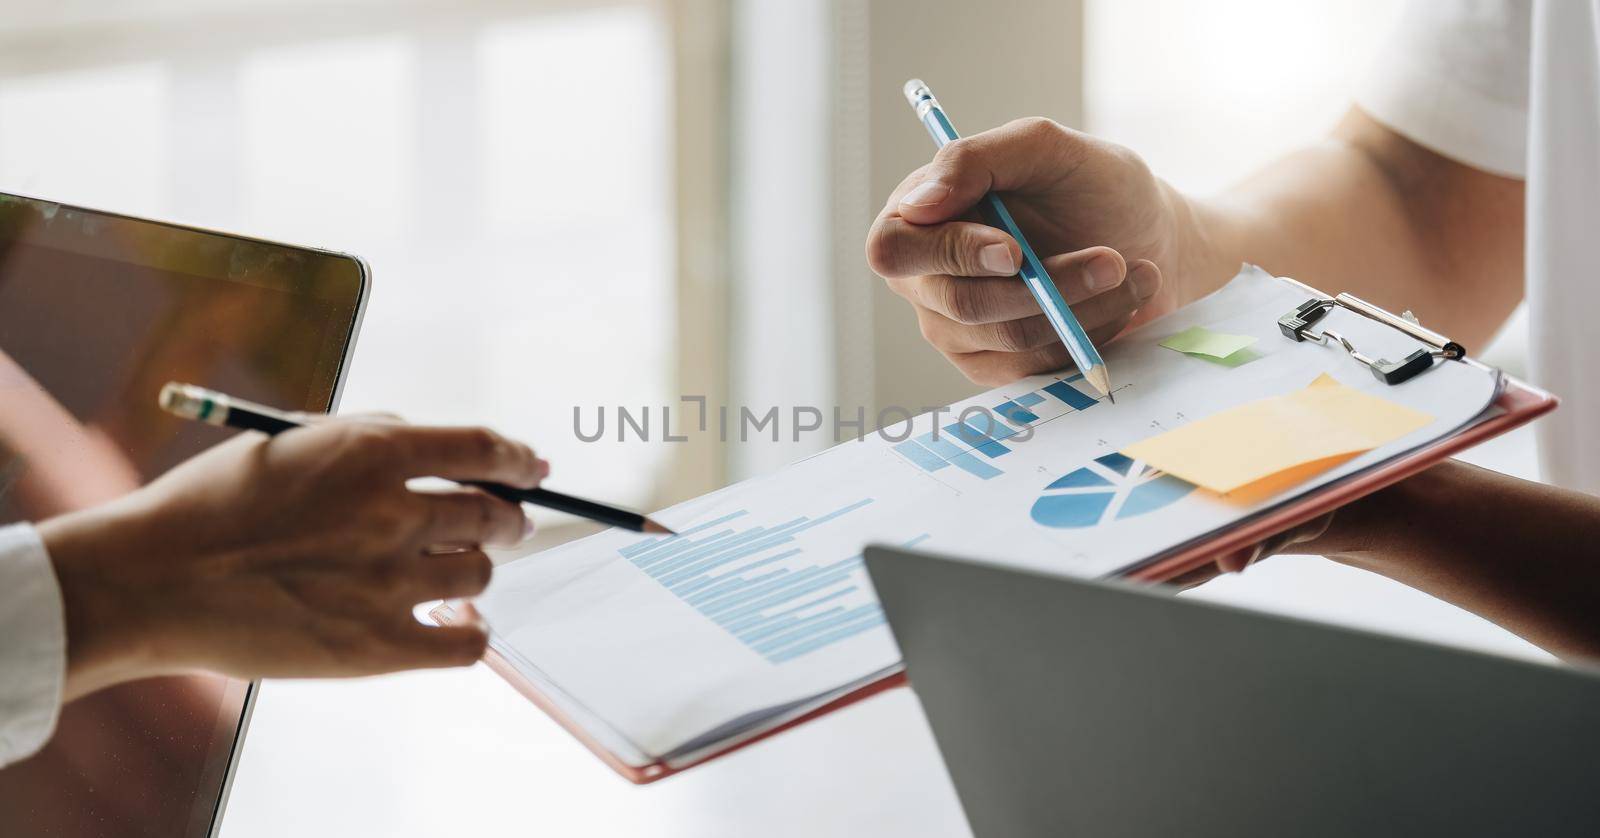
[0,192,365,836]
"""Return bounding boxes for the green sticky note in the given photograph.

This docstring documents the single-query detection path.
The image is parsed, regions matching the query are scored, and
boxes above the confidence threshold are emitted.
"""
[1160,326,1259,360]
[1208,347,1262,367]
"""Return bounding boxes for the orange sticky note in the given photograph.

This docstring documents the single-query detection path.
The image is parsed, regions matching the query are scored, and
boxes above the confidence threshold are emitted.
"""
[1121,374,1433,494]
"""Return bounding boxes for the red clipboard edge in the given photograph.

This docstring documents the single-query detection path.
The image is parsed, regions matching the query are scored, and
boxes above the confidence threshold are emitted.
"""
[430,601,909,785]
[1125,377,1555,582]
[434,377,1555,785]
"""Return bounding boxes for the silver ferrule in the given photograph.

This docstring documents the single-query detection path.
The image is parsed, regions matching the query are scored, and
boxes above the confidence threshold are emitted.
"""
[159,381,232,426]
[903,78,938,118]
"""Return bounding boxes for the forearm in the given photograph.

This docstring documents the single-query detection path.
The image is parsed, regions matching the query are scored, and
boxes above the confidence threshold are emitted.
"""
[1174,108,1524,348]
[38,501,162,702]
[1302,460,1600,661]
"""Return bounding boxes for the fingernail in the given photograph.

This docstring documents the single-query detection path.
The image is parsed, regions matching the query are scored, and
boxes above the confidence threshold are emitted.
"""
[1083,253,1123,292]
[978,242,1016,274]
[537,458,551,479]
[520,515,537,542]
[1129,260,1162,298]
[900,180,950,208]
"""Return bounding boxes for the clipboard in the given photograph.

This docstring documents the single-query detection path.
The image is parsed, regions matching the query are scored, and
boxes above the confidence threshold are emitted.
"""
[435,277,1557,785]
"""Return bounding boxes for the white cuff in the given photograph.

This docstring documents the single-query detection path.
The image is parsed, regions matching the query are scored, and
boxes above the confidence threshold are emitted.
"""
[0,523,66,768]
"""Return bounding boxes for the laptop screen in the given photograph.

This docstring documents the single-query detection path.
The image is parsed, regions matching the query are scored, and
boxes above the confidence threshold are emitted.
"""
[0,192,365,837]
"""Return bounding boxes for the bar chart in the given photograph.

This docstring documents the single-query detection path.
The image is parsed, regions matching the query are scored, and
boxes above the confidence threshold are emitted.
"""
[618,500,911,664]
[891,372,1105,480]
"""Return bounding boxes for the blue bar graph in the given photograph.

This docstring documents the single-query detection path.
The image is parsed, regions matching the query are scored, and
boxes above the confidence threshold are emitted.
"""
[892,440,950,472]
[993,399,1039,425]
[619,499,892,664]
[890,432,1003,480]
[918,431,1002,479]
[621,510,748,559]
[968,414,1022,441]
[889,372,1109,482]
[1044,379,1099,411]
[944,421,1010,458]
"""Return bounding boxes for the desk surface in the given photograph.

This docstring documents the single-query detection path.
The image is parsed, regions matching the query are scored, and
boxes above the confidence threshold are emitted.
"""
[221,666,971,838]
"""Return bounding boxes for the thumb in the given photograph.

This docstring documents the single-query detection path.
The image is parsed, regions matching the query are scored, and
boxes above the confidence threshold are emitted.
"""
[898,117,1081,225]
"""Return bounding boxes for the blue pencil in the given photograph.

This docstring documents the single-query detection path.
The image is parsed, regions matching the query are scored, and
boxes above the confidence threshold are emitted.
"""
[902,79,1114,402]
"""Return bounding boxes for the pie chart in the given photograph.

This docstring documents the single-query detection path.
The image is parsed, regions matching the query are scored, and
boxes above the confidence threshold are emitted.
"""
[1030,452,1195,529]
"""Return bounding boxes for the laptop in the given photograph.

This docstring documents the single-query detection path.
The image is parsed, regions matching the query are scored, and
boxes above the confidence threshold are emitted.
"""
[0,191,368,837]
[865,545,1600,838]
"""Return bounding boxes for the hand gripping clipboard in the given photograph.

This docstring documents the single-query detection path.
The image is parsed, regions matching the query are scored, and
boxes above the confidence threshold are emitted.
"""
[434,277,1557,784]
[1126,275,1557,582]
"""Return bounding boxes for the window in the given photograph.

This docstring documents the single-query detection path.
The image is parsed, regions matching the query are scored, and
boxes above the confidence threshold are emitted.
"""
[1085,0,1404,194]
[0,62,170,216]
[0,3,674,511]
[0,6,683,834]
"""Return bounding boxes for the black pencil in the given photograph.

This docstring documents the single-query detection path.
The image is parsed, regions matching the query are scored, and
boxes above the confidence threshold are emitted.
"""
[158,382,675,535]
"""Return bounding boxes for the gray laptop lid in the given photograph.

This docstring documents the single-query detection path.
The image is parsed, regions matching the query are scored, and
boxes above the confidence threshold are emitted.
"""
[866,546,1600,838]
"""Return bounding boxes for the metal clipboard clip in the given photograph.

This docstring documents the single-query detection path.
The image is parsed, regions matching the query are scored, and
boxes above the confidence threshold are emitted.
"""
[1278,292,1466,385]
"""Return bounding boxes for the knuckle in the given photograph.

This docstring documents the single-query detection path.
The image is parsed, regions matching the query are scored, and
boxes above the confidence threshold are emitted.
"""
[361,495,414,549]
[940,280,989,325]
[461,552,494,594]
[1011,115,1061,144]
[409,495,440,545]
[864,220,900,276]
[406,498,435,545]
[368,556,408,596]
[933,278,967,322]
[341,423,401,468]
[938,226,974,275]
[917,311,960,353]
[466,426,502,459]
[474,494,500,535]
[989,320,1035,354]
[934,137,975,171]
[508,441,539,482]
[377,488,416,521]
[1107,141,1151,178]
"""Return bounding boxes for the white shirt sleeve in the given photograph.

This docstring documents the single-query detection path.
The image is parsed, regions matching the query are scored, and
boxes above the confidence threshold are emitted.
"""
[0,523,66,768]
[1356,0,1533,178]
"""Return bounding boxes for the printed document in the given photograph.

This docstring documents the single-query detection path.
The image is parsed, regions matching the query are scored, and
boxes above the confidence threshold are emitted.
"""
[474,267,1500,767]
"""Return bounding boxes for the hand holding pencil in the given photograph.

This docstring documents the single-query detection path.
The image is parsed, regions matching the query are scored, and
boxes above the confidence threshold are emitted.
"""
[159,383,672,534]
[35,381,675,702]
[40,409,542,697]
[866,84,1167,389]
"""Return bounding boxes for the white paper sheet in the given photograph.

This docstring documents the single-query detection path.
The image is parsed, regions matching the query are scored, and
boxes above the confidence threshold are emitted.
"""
[475,267,1500,763]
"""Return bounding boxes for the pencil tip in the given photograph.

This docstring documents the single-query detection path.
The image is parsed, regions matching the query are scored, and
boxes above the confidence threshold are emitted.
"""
[643,519,677,536]
[1081,365,1114,402]
[1106,391,1116,404]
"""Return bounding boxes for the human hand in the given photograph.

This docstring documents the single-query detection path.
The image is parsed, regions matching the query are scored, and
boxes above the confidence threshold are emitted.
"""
[867,117,1211,385]
[1163,513,1336,590]
[37,420,548,700]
